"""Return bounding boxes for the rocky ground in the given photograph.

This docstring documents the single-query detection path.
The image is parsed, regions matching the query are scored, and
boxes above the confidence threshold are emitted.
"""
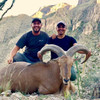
[0,60,99,100]
[0,92,66,100]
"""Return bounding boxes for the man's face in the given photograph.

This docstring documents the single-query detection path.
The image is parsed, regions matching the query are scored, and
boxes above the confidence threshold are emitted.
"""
[56,24,66,36]
[31,21,42,33]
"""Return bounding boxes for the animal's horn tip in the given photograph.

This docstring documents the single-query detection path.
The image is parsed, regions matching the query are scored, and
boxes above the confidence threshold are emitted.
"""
[81,61,85,64]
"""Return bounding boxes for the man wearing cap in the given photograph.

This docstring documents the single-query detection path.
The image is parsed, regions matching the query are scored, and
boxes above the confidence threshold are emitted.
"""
[8,18,49,64]
[48,21,77,59]
[48,21,77,81]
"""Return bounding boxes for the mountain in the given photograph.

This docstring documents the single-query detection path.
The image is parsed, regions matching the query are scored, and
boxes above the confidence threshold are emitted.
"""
[32,3,77,35]
[32,0,100,37]
[70,0,100,35]
[78,0,100,5]
[0,0,100,68]
[0,14,32,67]
[0,14,32,43]
[78,0,91,5]
[32,3,75,18]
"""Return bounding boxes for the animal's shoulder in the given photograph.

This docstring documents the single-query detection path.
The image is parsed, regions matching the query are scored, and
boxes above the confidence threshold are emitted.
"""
[8,62,30,68]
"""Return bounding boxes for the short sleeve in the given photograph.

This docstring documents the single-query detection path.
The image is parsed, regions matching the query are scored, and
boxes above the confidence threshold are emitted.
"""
[71,37,77,45]
[45,33,49,43]
[16,34,27,48]
[47,37,53,44]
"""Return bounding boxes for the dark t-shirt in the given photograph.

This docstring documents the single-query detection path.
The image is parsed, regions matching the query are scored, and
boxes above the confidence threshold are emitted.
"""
[16,31,49,62]
[48,35,77,59]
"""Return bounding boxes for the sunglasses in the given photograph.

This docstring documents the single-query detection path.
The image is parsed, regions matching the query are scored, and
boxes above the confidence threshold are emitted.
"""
[57,25,65,28]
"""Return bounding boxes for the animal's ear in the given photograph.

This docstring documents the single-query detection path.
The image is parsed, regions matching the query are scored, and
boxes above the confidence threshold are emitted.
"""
[56,58,61,67]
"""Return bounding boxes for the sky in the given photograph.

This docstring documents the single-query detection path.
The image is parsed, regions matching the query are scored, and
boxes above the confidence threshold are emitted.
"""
[0,0,78,17]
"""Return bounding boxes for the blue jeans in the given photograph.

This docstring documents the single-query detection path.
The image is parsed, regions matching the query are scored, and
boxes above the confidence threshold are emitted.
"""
[70,66,77,81]
[13,52,38,64]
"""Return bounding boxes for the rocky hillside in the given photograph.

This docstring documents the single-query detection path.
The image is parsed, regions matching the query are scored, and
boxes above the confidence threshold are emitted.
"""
[78,0,91,5]
[32,3,75,18]
[0,14,32,43]
[32,0,100,39]
[0,14,32,66]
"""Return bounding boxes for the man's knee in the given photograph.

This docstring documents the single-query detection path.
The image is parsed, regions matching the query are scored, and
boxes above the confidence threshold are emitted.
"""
[13,53,25,62]
[70,66,77,81]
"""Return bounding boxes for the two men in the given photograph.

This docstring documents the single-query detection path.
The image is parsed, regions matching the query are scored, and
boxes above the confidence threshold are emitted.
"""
[8,18,91,81]
[8,18,49,64]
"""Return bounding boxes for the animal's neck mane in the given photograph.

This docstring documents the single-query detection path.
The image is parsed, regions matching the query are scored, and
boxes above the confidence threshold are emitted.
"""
[51,58,63,80]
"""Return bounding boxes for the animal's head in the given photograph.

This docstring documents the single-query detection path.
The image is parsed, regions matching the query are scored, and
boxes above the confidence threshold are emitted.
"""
[39,44,91,85]
[57,56,73,85]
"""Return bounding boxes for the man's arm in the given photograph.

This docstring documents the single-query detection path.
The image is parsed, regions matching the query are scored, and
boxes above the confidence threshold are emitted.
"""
[7,46,20,64]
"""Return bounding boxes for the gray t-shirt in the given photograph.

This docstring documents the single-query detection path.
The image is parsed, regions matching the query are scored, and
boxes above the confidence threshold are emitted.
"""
[16,31,49,62]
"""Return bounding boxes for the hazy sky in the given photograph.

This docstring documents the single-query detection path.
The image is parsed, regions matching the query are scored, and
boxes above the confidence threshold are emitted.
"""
[0,0,78,17]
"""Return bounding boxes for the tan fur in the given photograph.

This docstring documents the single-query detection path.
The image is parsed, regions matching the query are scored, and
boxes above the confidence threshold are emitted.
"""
[0,56,75,94]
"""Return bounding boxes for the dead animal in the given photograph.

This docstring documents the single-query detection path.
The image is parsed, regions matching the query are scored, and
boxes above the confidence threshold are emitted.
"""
[0,44,91,95]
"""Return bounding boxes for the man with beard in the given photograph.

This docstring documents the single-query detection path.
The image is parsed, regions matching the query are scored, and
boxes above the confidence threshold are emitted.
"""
[8,18,49,64]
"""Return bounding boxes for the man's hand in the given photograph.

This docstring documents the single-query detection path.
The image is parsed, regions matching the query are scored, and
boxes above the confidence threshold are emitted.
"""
[7,57,13,64]
[7,46,20,64]
[51,33,56,39]
[37,51,42,60]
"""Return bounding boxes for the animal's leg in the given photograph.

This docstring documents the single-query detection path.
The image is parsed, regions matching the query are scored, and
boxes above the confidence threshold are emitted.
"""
[70,82,76,93]
[38,85,52,94]
[61,83,70,96]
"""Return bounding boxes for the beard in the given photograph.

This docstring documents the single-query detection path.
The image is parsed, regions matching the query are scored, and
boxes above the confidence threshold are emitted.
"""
[34,30,40,33]
[33,28,40,33]
[58,29,65,36]
[59,33,63,36]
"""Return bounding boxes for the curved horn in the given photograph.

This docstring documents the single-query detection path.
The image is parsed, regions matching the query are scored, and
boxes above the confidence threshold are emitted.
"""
[66,44,91,63]
[39,44,66,61]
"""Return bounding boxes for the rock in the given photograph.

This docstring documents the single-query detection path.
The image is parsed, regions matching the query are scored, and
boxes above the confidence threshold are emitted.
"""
[1,90,11,96]
[28,95,38,100]
[10,92,27,100]
[91,82,100,99]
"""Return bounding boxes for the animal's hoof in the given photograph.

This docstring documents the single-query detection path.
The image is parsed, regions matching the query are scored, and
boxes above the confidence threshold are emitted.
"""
[64,91,71,99]
[1,90,12,96]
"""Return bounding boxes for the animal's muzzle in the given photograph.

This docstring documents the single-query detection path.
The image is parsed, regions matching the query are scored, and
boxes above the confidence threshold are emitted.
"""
[63,79,70,85]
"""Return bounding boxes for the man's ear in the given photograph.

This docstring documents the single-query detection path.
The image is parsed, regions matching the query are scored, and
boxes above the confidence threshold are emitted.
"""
[64,26,67,30]
[56,27,58,31]
[31,23,33,27]
[40,23,42,27]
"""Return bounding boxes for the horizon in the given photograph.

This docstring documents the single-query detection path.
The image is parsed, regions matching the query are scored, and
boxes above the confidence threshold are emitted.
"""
[0,0,78,17]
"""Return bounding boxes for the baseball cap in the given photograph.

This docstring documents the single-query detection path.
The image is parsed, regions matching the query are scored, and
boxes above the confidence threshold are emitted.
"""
[57,21,66,28]
[32,18,41,23]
